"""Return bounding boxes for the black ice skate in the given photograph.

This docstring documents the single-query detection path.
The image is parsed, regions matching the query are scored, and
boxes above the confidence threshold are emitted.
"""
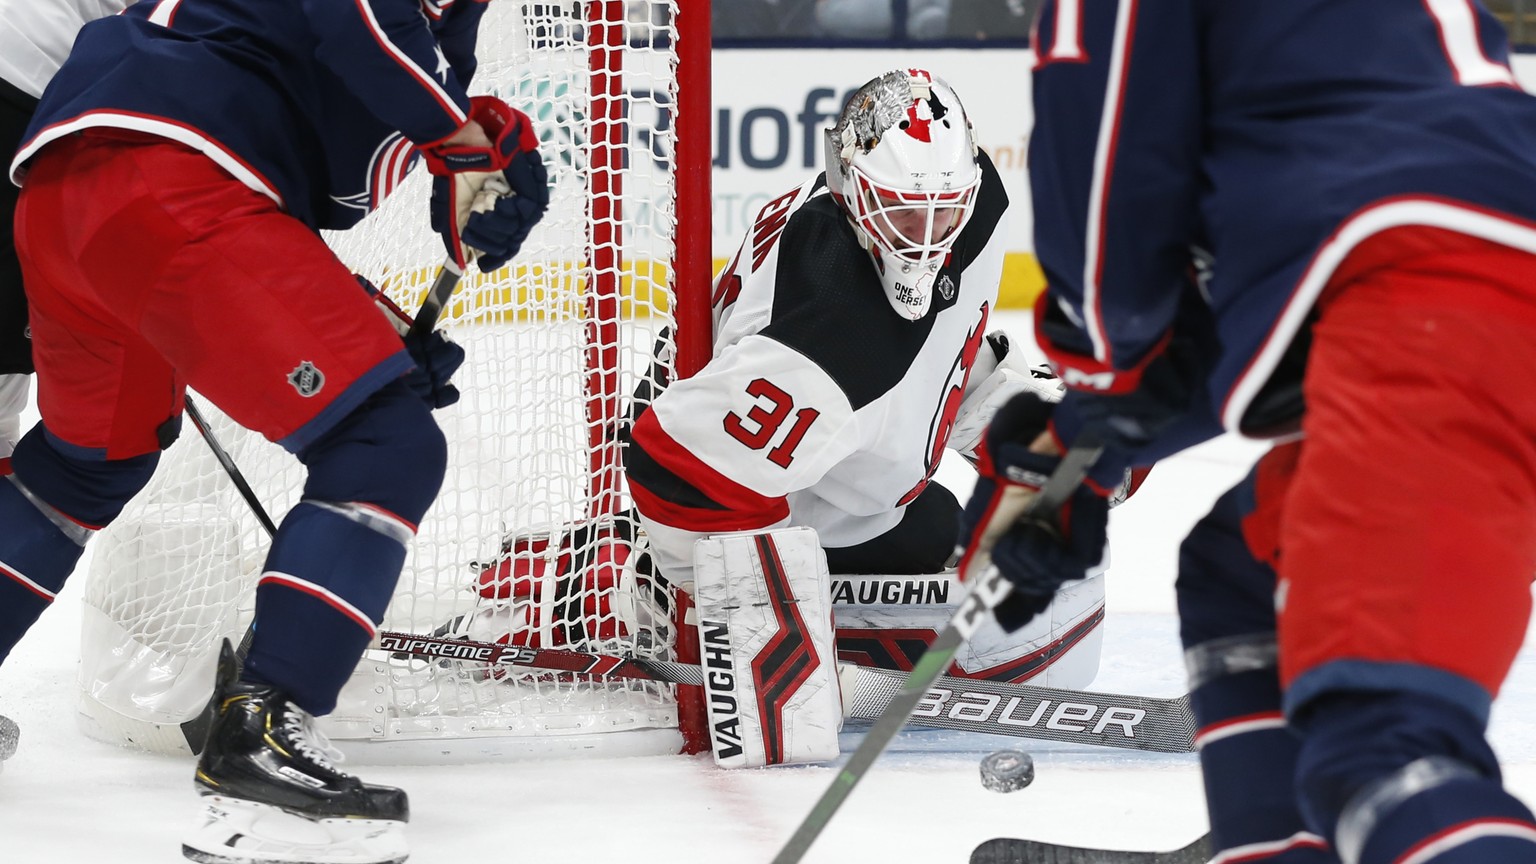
[182,641,408,864]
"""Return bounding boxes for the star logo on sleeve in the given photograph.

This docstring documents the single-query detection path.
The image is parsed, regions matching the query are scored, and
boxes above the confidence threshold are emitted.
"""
[434,46,450,84]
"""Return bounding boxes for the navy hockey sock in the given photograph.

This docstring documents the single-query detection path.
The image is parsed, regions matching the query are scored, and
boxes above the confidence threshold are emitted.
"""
[1348,769,1536,863]
[0,430,158,665]
[0,477,84,665]
[1178,476,1332,862]
[242,501,410,715]
[1191,661,1333,862]
[1296,690,1536,864]
[242,382,446,715]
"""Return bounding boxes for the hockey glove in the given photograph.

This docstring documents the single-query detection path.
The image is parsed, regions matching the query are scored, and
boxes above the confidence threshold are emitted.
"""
[956,392,1109,632]
[358,277,466,409]
[1034,292,1195,453]
[425,96,550,272]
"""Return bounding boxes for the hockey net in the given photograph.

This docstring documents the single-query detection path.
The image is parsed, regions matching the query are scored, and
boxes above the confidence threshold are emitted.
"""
[76,0,711,760]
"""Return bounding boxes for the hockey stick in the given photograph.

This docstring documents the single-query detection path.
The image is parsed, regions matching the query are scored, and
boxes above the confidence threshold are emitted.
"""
[771,436,1107,864]
[177,261,465,754]
[970,834,1212,864]
[176,394,269,751]
[370,628,1195,752]
[409,175,506,338]
[408,260,465,339]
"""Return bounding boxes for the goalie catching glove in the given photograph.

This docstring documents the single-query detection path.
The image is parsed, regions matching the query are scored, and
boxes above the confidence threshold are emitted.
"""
[358,277,466,409]
[423,96,550,271]
[949,330,1065,462]
[956,391,1111,633]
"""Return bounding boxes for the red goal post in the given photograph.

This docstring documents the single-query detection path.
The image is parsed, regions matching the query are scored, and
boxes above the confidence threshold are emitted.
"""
[77,0,713,761]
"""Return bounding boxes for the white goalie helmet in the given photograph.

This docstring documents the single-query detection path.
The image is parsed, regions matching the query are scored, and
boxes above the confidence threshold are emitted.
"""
[824,69,982,321]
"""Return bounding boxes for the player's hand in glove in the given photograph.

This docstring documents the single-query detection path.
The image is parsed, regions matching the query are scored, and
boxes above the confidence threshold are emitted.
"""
[1034,291,1197,453]
[400,328,466,409]
[357,277,467,409]
[1062,345,1196,452]
[955,392,1111,632]
[424,96,551,272]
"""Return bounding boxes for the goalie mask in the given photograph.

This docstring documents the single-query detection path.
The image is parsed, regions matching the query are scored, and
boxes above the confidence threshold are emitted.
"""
[824,69,981,321]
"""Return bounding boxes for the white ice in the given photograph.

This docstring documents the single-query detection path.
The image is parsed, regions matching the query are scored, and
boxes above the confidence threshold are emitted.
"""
[4,309,1536,864]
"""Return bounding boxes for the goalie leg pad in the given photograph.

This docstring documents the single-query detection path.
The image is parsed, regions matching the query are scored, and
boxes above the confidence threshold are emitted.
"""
[831,570,1105,690]
[693,527,841,768]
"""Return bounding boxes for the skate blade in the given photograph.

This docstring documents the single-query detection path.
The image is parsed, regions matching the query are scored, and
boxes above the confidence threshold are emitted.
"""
[183,796,407,864]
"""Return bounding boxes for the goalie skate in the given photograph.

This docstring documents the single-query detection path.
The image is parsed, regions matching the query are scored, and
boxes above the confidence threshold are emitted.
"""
[183,642,408,864]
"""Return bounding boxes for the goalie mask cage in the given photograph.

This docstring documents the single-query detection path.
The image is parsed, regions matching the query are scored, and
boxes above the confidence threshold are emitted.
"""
[76,0,713,762]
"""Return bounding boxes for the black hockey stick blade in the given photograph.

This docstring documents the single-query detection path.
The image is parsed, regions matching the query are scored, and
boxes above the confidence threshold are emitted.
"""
[409,260,465,339]
[970,834,1212,864]
[770,438,1106,864]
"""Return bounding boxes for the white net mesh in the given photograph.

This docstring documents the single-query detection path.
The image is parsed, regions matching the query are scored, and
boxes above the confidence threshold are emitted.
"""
[78,1,694,757]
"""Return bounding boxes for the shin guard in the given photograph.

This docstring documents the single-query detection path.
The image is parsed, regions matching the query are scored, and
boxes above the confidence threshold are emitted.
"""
[244,383,446,715]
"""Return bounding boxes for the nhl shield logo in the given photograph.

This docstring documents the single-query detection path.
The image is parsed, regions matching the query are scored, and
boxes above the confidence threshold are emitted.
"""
[937,275,956,301]
[288,361,325,398]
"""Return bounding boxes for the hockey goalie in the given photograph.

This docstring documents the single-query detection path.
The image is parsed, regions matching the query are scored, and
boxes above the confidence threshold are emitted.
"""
[614,69,1116,768]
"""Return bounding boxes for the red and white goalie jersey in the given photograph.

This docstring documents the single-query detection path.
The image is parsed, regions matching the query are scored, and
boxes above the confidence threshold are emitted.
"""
[625,150,1010,585]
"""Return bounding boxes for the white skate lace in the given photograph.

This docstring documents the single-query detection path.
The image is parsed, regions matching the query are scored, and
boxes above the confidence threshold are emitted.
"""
[280,706,349,776]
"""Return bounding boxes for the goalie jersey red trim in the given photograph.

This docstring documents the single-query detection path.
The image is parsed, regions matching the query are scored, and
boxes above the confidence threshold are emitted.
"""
[626,409,790,533]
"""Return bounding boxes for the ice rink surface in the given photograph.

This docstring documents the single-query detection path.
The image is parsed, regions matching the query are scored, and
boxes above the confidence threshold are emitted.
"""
[5,310,1536,863]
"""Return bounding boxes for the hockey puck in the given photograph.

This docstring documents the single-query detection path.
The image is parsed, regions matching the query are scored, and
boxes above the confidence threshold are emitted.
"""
[0,715,18,761]
[979,750,1034,793]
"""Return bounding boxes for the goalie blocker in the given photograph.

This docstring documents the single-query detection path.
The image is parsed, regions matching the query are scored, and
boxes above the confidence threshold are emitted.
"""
[693,527,842,768]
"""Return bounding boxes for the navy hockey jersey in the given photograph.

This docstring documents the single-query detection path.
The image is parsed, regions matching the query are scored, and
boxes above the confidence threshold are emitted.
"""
[1030,0,1536,437]
[9,0,488,230]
